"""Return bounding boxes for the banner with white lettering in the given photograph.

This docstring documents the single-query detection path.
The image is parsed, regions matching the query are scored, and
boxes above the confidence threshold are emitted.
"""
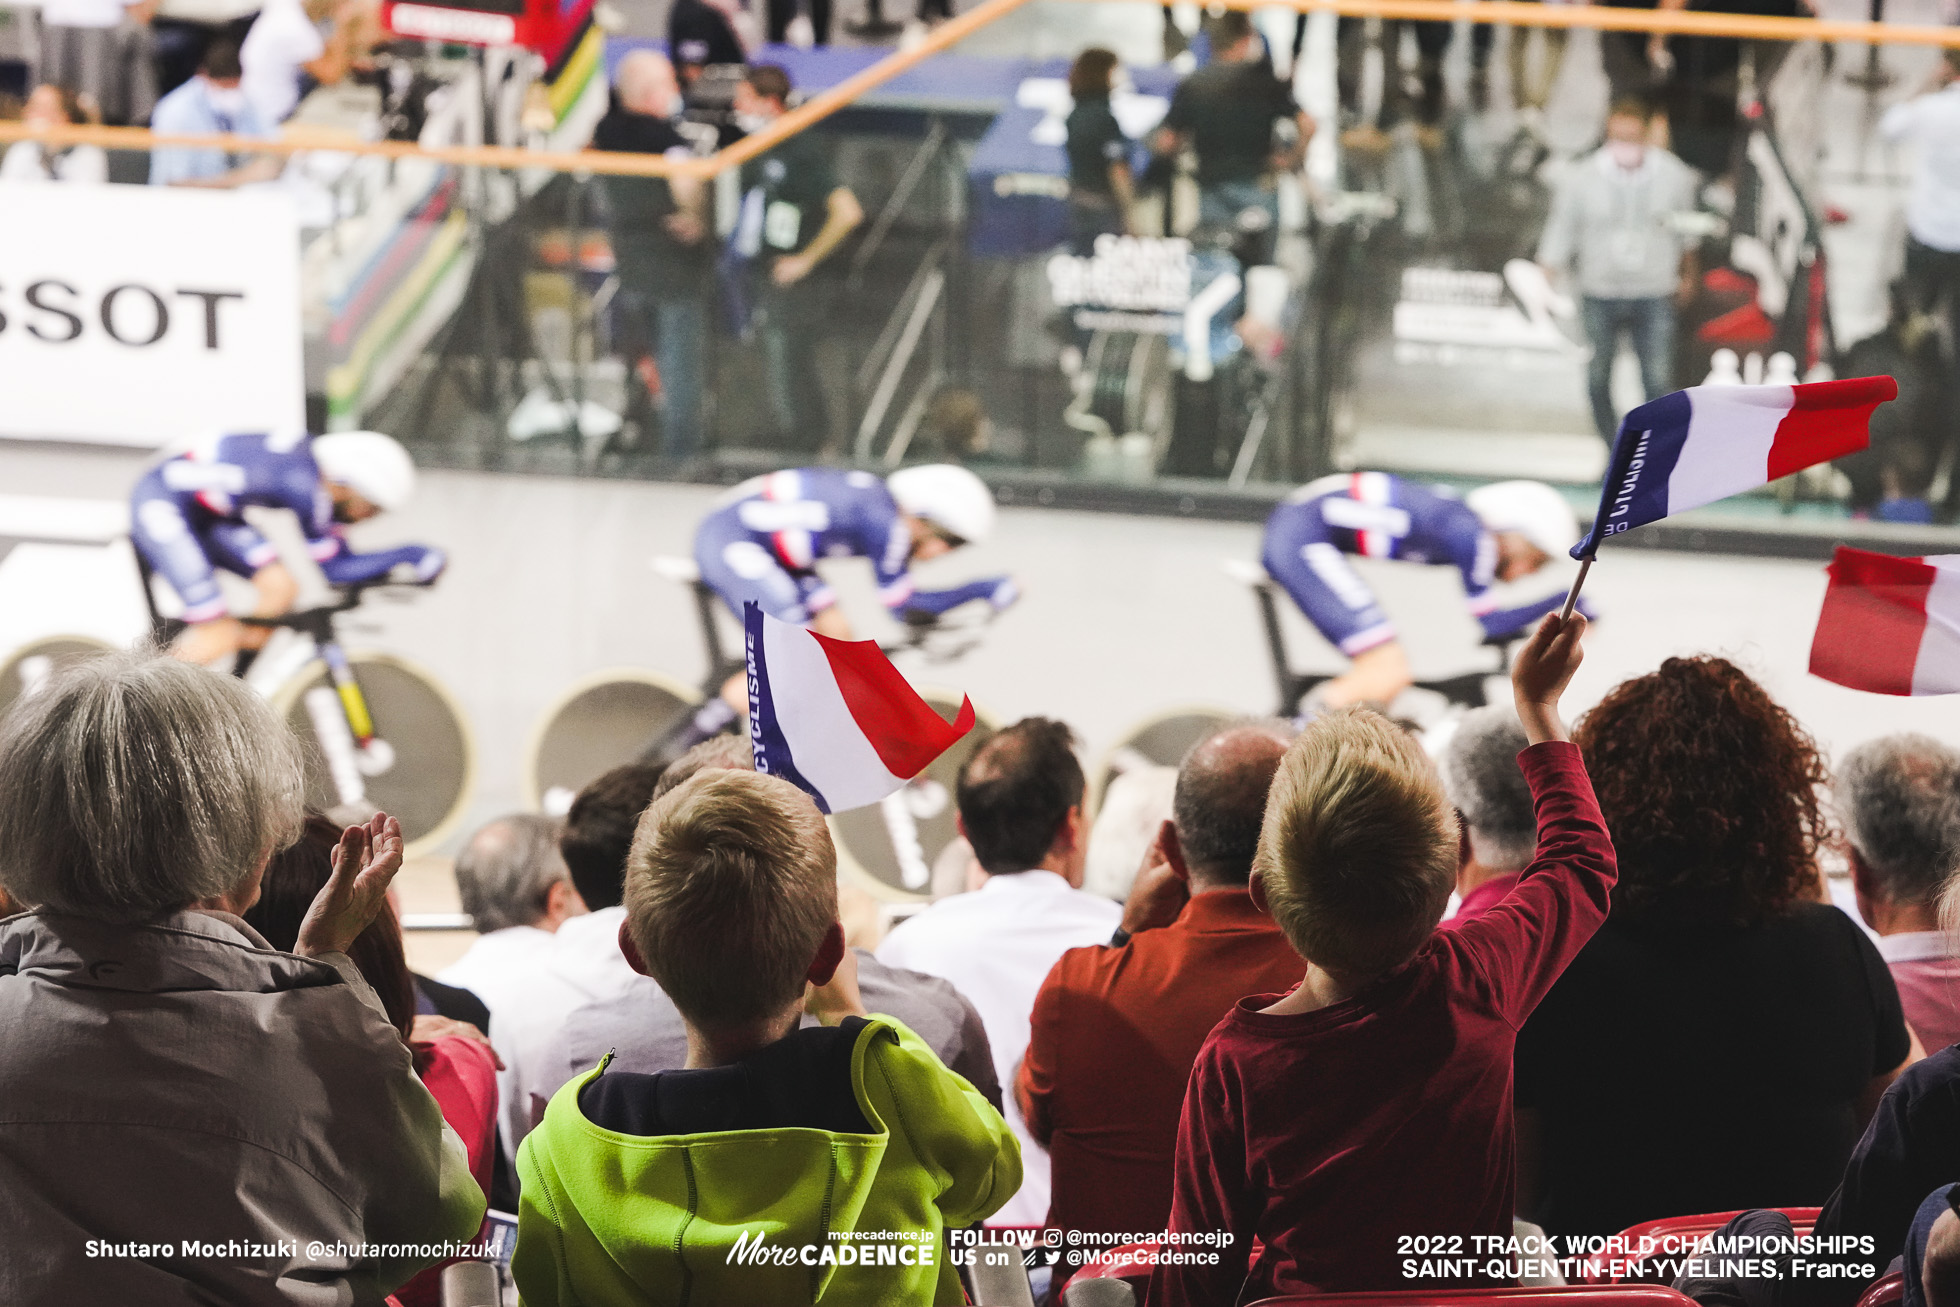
[0,183,303,446]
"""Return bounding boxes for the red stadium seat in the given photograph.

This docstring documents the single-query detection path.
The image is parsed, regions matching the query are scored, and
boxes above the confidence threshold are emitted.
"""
[1854,1272,1905,1307]
[1580,1210,1822,1285]
[1250,1285,1702,1307]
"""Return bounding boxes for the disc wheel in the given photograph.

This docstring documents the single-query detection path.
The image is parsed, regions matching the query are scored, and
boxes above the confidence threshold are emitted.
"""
[0,636,113,719]
[830,689,998,901]
[1091,705,1239,815]
[273,652,475,856]
[527,668,701,814]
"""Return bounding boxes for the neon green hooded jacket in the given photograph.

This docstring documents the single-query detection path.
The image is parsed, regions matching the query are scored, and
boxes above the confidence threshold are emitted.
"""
[512,1015,1021,1307]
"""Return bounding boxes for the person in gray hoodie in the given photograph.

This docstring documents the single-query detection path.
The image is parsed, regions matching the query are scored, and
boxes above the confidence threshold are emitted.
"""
[0,651,486,1306]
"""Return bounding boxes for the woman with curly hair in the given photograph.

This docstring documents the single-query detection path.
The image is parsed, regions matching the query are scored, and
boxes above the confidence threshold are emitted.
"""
[1513,655,1913,1239]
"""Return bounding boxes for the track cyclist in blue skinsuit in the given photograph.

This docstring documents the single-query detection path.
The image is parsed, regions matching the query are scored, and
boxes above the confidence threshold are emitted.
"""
[130,430,444,666]
[674,464,1017,749]
[1261,473,1581,708]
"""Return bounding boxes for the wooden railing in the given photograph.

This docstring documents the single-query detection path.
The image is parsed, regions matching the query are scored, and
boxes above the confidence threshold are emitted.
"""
[0,0,1951,178]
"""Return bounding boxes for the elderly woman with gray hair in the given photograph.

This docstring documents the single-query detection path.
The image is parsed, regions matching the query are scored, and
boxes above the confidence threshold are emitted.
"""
[1437,705,1538,928]
[0,651,486,1304]
[1840,733,1960,1053]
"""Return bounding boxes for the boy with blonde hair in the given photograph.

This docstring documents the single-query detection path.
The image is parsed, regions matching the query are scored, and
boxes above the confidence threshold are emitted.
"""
[514,769,1020,1306]
[1154,613,1611,1305]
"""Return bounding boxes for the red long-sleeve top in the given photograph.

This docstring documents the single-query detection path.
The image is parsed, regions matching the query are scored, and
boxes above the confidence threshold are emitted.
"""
[1151,741,1617,1306]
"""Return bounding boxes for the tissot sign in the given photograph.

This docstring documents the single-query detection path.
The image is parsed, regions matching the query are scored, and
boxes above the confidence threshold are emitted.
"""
[0,183,304,446]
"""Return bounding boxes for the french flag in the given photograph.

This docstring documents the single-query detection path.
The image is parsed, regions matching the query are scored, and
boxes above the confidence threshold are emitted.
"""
[1810,547,1960,696]
[1571,377,1896,559]
[744,603,977,813]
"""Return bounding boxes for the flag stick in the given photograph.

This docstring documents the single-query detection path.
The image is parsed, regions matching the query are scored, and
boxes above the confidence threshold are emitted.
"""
[1559,556,1594,623]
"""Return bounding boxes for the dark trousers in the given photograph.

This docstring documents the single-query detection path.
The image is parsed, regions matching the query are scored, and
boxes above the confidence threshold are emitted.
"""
[767,0,831,43]
[614,251,708,459]
[756,275,830,453]
[1581,294,1676,442]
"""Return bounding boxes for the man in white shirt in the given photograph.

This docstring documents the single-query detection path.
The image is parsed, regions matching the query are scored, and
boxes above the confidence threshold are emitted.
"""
[488,761,663,1156]
[436,814,586,1025]
[149,37,283,188]
[1881,50,1960,383]
[240,0,370,124]
[877,716,1123,1227]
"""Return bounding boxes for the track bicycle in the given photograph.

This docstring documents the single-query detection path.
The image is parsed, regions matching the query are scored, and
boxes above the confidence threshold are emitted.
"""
[527,555,1001,900]
[1220,558,1523,718]
[136,554,476,856]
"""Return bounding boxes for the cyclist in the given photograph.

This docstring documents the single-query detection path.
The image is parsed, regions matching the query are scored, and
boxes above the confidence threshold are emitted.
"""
[1261,473,1581,708]
[131,430,445,666]
[673,464,1016,749]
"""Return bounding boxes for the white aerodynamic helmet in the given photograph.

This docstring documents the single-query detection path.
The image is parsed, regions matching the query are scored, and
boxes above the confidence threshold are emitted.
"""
[312,431,417,513]
[887,464,996,546]
[1465,480,1580,561]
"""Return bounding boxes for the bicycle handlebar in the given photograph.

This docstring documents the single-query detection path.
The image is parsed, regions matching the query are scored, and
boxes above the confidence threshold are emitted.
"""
[238,579,437,629]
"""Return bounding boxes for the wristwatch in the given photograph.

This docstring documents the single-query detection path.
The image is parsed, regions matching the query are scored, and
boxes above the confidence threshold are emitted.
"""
[1108,926,1132,948]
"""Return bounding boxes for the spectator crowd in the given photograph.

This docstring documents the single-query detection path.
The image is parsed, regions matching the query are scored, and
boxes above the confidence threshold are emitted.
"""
[13,598,1960,1307]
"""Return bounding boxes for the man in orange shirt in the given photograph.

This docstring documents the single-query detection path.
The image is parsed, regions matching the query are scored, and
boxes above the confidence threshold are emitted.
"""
[1017,722,1305,1277]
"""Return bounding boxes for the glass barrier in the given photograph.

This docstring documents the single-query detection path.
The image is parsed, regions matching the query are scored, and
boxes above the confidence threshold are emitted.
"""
[4,0,1957,551]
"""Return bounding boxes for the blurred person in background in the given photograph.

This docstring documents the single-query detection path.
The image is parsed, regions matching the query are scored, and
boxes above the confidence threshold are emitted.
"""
[1881,50,1960,399]
[240,0,377,125]
[246,813,500,1307]
[1064,47,1137,252]
[592,51,713,462]
[1840,735,1960,1052]
[1082,763,1176,902]
[1154,11,1313,242]
[36,0,154,126]
[667,0,746,88]
[1537,98,1698,444]
[1515,656,1914,1239]
[1021,721,1302,1282]
[0,83,108,182]
[0,652,483,1301]
[148,36,283,188]
[732,63,863,453]
[438,814,586,1026]
[1438,707,1538,928]
[877,717,1123,1226]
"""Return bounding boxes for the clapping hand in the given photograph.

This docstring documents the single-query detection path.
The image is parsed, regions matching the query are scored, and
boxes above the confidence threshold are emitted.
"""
[295,813,405,958]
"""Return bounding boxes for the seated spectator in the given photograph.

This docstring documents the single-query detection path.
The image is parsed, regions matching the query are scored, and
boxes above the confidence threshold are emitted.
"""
[0,652,483,1300]
[149,37,283,189]
[0,84,108,182]
[246,813,499,1307]
[1155,614,1603,1303]
[494,761,664,1154]
[513,770,1020,1304]
[438,813,587,1024]
[1841,735,1960,1052]
[37,0,154,126]
[1437,706,1536,927]
[1021,721,1303,1277]
[561,736,1003,1106]
[876,717,1124,1225]
[241,0,374,125]
[1516,656,1912,1240]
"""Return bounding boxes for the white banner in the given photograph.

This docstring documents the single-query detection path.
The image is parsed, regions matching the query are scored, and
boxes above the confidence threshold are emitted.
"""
[0,183,304,447]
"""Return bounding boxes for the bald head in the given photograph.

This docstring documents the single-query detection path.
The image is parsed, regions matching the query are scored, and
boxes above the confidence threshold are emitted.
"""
[616,50,679,118]
[1173,722,1294,889]
[455,813,574,933]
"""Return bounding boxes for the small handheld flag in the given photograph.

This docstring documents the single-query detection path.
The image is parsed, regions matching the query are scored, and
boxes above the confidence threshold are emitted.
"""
[1809,546,1960,697]
[1553,376,1897,621]
[1572,377,1895,560]
[744,603,977,814]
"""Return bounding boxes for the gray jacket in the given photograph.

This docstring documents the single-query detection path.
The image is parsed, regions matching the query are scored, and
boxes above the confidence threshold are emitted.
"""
[0,909,486,1306]
[562,949,1003,1108]
[1537,145,1698,300]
